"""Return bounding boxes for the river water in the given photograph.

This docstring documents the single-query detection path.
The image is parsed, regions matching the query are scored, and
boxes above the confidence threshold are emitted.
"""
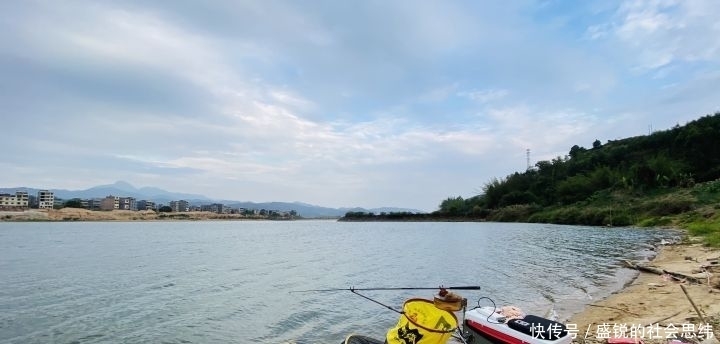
[0,221,675,343]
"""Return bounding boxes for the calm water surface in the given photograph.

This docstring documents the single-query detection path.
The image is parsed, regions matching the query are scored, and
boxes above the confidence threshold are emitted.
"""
[0,221,675,343]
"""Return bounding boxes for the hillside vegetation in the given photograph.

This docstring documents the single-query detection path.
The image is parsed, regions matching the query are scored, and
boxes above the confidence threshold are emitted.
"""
[344,113,720,246]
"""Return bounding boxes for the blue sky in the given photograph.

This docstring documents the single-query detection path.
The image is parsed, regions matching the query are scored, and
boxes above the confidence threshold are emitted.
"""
[1,0,719,211]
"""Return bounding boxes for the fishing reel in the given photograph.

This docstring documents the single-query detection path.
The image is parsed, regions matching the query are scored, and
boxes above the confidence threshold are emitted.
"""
[433,287,467,312]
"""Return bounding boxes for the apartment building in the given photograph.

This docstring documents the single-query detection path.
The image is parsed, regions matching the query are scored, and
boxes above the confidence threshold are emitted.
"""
[86,198,103,210]
[118,197,137,211]
[136,200,156,211]
[0,191,29,209]
[201,203,224,214]
[170,200,189,212]
[99,196,119,211]
[37,190,54,209]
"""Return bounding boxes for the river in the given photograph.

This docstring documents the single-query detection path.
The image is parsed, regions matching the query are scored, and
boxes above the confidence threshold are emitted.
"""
[0,220,674,343]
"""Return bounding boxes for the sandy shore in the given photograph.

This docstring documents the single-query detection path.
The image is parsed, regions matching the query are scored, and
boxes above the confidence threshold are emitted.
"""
[569,239,720,344]
[0,208,280,221]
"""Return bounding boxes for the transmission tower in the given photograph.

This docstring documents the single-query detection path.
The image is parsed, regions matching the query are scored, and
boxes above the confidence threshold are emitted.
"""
[526,148,531,170]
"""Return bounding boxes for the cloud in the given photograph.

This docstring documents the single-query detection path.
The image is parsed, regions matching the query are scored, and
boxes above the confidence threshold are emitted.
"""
[458,89,510,103]
[1,0,718,211]
[589,0,720,71]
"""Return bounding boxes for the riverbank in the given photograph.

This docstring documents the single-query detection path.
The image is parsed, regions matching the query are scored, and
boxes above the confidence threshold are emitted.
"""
[569,238,720,343]
[0,208,291,221]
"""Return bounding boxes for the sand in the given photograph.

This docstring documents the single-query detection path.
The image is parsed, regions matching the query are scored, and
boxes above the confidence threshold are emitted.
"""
[569,240,720,344]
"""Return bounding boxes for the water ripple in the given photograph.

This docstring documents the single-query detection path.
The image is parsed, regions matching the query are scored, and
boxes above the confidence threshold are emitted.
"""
[0,221,674,343]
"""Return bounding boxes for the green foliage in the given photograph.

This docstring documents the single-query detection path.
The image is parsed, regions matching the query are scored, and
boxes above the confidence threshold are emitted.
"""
[638,217,673,227]
[685,215,720,247]
[498,191,538,207]
[488,204,539,222]
[438,196,467,215]
[159,206,172,213]
[706,232,720,247]
[63,198,85,209]
[341,211,430,221]
[641,197,694,216]
[435,112,720,231]
[687,222,714,235]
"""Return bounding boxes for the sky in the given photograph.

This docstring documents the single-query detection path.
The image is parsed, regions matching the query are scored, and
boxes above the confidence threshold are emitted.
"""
[1,0,719,212]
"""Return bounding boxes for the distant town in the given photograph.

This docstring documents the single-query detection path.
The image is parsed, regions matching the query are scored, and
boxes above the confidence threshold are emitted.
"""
[0,190,298,219]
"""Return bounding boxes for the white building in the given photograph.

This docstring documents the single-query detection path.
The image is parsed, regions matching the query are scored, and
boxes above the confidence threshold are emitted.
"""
[170,200,189,212]
[0,191,29,209]
[37,190,54,209]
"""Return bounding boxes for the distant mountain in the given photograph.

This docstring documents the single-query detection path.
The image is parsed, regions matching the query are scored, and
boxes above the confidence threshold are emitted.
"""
[0,181,423,218]
[78,181,210,203]
[223,201,422,218]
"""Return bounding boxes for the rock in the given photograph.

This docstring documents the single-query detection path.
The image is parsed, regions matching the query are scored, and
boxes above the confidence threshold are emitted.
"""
[711,276,720,289]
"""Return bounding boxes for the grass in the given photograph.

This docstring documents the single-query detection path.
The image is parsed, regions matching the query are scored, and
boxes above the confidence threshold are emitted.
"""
[687,221,718,235]
[637,216,673,227]
[522,182,720,246]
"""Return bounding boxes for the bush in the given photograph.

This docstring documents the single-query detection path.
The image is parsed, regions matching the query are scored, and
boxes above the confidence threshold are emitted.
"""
[638,217,673,227]
[643,197,694,216]
[488,204,538,222]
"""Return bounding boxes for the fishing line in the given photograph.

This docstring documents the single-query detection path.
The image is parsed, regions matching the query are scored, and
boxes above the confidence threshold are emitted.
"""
[289,285,482,293]
[349,289,403,314]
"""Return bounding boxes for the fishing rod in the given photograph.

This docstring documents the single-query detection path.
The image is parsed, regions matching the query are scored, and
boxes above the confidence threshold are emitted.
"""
[349,289,403,314]
[289,285,481,293]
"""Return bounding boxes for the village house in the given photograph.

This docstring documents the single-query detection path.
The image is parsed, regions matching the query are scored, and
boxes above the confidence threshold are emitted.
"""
[0,191,29,210]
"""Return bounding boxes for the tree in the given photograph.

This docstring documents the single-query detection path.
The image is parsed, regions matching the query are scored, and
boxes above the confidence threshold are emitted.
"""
[569,145,585,159]
[159,206,172,212]
[592,139,602,149]
[439,196,466,215]
[64,198,84,209]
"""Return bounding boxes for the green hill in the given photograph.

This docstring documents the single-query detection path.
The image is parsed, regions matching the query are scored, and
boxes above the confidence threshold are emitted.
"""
[344,113,720,246]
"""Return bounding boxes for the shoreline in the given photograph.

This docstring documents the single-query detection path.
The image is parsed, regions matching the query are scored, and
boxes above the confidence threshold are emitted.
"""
[568,238,720,343]
[0,208,302,221]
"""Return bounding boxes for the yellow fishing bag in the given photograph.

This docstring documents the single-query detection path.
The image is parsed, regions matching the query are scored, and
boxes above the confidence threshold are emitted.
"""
[385,298,458,344]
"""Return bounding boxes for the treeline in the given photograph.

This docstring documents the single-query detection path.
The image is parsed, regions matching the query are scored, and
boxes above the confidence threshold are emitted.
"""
[433,112,720,224]
[341,112,720,231]
[341,211,432,221]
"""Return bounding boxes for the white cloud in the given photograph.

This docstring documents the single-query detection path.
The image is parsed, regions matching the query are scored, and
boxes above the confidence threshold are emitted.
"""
[483,106,599,160]
[2,1,718,211]
[596,0,720,70]
[458,89,509,103]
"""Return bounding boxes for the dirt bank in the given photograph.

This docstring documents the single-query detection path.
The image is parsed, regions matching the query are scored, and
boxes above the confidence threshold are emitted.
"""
[569,240,720,344]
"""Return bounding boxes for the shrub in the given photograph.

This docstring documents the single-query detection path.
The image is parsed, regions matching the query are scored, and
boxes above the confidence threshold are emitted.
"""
[638,217,673,227]
[488,204,538,222]
[644,198,694,216]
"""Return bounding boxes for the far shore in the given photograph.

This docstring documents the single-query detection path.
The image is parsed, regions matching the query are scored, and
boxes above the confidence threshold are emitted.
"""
[0,208,305,221]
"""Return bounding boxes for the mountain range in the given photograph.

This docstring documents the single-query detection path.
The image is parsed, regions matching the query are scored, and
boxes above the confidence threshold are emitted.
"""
[0,181,423,218]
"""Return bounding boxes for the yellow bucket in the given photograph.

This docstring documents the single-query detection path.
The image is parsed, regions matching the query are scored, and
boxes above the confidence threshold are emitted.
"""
[386,298,458,344]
